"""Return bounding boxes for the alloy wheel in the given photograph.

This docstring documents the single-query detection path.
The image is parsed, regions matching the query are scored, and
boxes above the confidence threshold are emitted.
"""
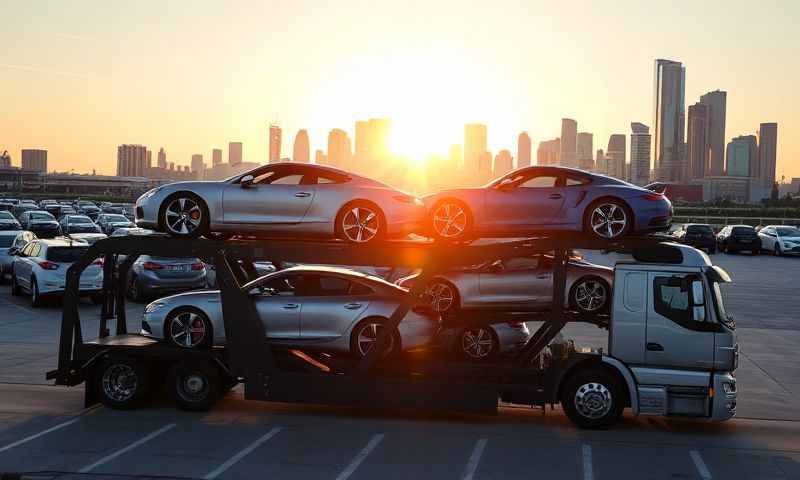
[356,322,393,357]
[102,364,138,403]
[573,279,607,312]
[426,282,455,312]
[169,312,207,348]
[590,203,627,239]
[461,328,494,360]
[341,206,380,243]
[164,197,202,236]
[574,382,613,419]
[432,203,467,238]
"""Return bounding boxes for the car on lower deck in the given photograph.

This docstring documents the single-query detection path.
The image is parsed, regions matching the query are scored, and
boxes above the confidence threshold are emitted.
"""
[127,255,208,302]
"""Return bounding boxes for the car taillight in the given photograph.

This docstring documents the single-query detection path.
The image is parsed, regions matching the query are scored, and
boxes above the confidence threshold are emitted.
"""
[507,321,525,329]
[191,262,205,271]
[37,260,59,270]
[142,261,163,270]
[641,193,664,201]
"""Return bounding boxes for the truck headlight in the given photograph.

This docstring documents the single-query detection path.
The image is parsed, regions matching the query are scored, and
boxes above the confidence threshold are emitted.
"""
[143,302,165,314]
[722,381,737,395]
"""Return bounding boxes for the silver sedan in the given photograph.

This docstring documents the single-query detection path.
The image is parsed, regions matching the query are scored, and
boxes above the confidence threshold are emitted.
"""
[141,266,439,357]
[135,163,426,243]
[397,254,614,315]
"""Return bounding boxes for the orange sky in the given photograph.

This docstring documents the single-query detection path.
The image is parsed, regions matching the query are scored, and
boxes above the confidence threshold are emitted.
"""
[1,0,797,181]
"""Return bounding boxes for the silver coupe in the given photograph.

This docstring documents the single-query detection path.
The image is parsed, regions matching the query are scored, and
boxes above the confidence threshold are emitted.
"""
[135,163,426,243]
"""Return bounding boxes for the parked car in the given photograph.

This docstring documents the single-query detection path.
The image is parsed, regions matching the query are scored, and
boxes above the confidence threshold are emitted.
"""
[0,202,15,212]
[56,206,77,219]
[758,225,800,256]
[95,213,135,235]
[18,211,62,238]
[423,166,673,241]
[38,199,58,209]
[42,204,63,218]
[60,232,107,245]
[0,211,22,231]
[9,238,104,307]
[134,162,426,243]
[1,199,20,206]
[716,225,761,254]
[140,266,438,357]
[111,227,155,237]
[0,230,36,282]
[671,223,716,253]
[59,214,102,234]
[120,203,136,221]
[397,254,614,315]
[76,202,101,220]
[11,204,38,219]
[101,203,125,214]
[127,255,207,302]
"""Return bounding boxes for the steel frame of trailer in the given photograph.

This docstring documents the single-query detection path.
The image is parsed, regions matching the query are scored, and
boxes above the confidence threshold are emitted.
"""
[46,233,670,413]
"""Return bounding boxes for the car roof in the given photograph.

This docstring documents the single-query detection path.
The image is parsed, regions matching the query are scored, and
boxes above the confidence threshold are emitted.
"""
[0,230,29,237]
[31,238,88,247]
[243,265,401,291]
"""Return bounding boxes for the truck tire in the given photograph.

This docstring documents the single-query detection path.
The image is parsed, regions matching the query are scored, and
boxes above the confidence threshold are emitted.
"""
[96,355,150,409]
[561,367,625,429]
[169,361,221,412]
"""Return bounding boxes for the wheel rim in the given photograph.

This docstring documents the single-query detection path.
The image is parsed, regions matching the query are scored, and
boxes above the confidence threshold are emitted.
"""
[573,280,607,312]
[357,322,393,357]
[433,203,467,238]
[177,372,209,402]
[574,382,612,419]
[169,312,206,348]
[426,282,455,312]
[590,203,627,239]
[341,206,379,243]
[102,364,137,403]
[164,197,202,235]
[461,328,493,359]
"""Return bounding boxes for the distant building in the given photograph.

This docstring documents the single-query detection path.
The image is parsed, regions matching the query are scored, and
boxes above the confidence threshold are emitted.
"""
[269,125,282,163]
[293,129,310,163]
[606,134,626,181]
[228,142,243,166]
[517,132,531,169]
[687,103,709,180]
[450,144,462,168]
[699,90,727,176]
[21,149,47,172]
[211,148,222,167]
[560,118,577,167]
[202,161,259,181]
[703,176,750,203]
[354,118,391,174]
[595,149,605,174]
[757,123,778,189]
[537,138,560,166]
[726,135,757,177]
[315,149,327,165]
[478,151,493,182]
[494,149,513,177]
[157,148,167,169]
[146,150,152,170]
[116,145,148,177]
[576,132,594,171]
[327,129,352,168]
[630,122,651,186]
[653,59,686,182]
[191,154,204,179]
[464,124,488,174]
[0,151,10,168]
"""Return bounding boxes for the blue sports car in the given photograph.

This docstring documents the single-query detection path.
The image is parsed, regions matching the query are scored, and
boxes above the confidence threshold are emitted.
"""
[424,166,672,241]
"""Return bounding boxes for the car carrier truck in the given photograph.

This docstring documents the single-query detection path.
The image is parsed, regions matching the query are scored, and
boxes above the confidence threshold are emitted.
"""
[47,233,737,429]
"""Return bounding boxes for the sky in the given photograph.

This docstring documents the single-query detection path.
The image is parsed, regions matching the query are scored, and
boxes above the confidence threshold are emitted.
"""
[1,0,798,180]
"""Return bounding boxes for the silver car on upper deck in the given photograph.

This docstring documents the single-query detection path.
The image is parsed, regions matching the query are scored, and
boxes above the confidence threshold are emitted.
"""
[135,163,426,244]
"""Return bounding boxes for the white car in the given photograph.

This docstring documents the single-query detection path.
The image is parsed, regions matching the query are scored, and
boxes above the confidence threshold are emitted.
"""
[0,230,36,281]
[10,238,104,307]
[758,225,800,256]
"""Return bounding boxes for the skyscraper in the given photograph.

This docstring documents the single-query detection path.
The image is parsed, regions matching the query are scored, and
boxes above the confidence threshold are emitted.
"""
[606,134,626,180]
[353,118,391,173]
[560,118,577,167]
[576,132,594,171]
[211,148,222,167]
[157,147,167,169]
[478,151,493,181]
[699,90,727,176]
[327,128,352,168]
[726,135,757,177]
[687,103,709,180]
[464,123,488,174]
[494,150,513,176]
[315,149,326,164]
[653,59,686,182]
[757,123,778,188]
[293,129,310,163]
[595,149,605,174]
[228,142,242,166]
[21,149,47,172]
[191,154,204,179]
[630,122,652,186]
[517,132,531,169]
[116,144,148,177]
[537,138,560,166]
[269,125,282,163]
[146,150,152,170]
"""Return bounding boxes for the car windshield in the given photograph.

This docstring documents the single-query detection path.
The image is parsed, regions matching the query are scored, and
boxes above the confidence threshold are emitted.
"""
[104,214,128,222]
[776,227,800,236]
[30,212,55,221]
[731,227,755,235]
[70,216,93,224]
[687,225,713,234]
[46,246,89,263]
[0,236,16,247]
[0,212,14,220]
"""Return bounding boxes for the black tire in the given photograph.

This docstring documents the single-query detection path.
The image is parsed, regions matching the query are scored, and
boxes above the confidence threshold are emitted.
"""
[334,200,385,244]
[169,361,221,411]
[561,367,625,429]
[10,270,21,296]
[774,244,782,257]
[429,199,473,243]
[583,198,632,240]
[159,192,209,238]
[569,276,611,314]
[30,277,43,308]
[349,318,400,359]
[127,274,145,303]
[457,327,498,361]
[164,307,213,349]
[96,355,150,409]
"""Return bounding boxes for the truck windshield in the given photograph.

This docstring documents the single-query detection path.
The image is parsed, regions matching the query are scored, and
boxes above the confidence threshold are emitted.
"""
[711,281,734,329]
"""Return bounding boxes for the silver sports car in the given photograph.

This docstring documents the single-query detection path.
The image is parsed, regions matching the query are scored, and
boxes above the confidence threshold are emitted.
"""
[140,266,439,357]
[397,254,614,314]
[135,163,426,243]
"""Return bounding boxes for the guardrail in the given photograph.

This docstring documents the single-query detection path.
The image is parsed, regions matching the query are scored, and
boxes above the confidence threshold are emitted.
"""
[673,216,800,228]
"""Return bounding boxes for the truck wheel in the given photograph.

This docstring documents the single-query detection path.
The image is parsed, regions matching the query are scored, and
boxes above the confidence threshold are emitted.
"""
[169,361,221,411]
[96,356,149,409]
[561,368,624,429]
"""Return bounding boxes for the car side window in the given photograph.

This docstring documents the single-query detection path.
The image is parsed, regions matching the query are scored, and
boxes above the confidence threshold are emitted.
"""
[315,172,348,184]
[316,275,351,296]
[503,256,540,271]
[261,275,297,296]
[269,174,304,185]
[31,243,42,258]
[565,175,589,186]
[653,275,715,331]
[349,281,374,295]
[518,175,558,188]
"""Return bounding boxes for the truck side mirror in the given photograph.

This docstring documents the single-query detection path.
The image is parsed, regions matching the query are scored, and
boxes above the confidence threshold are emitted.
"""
[691,280,704,305]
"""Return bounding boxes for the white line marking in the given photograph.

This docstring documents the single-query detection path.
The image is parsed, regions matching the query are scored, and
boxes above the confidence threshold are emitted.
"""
[582,444,594,480]
[0,418,80,453]
[462,438,488,480]
[203,427,282,480]
[78,423,176,473]
[335,433,384,480]
[690,450,712,479]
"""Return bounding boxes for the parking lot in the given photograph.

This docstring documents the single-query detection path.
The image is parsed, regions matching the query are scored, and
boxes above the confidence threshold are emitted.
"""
[1,251,799,479]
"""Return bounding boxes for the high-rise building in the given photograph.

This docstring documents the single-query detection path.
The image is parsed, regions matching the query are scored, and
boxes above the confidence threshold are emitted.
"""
[757,123,778,188]
[0,151,10,168]
[560,119,577,167]
[228,142,243,166]
[699,90,727,176]
[269,125,282,163]
[116,145,148,177]
[464,124,488,174]
[576,132,594,171]
[21,149,47,172]
[478,150,493,181]
[146,150,152,170]
[353,119,391,173]
[595,149,605,174]
[327,128,352,168]
[606,134,626,180]
[725,135,757,177]
[537,138,560,166]
[157,148,167,169]
[315,149,326,165]
[653,59,686,182]
[212,148,222,167]
[687,103,709,181]
[191,154,204,179]
[630,122,652,186]
[494,149,513,177]
[293,129,310,163]
[517,132,531,169]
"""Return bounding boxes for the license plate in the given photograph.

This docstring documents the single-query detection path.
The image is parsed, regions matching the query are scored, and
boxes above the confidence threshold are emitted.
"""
[166,264,189,272]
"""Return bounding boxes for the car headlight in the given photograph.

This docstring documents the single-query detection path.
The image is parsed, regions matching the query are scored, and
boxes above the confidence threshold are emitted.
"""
[722,381,736,395]
[143,302,166,314]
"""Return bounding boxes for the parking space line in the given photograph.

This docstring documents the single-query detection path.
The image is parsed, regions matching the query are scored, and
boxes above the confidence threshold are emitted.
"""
[462,438,488,480]
[0,418,80,453]
[203,426,282,480]
[582,444,594,480]
[690,450,712,479]
[334,433,385,480]
[78,423,176,473]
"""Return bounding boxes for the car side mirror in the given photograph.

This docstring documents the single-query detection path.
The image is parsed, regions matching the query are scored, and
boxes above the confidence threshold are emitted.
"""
[240,174,254,188]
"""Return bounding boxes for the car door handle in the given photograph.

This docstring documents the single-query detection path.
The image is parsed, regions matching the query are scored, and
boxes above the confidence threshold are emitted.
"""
[294,192,311,198]
[344,303,362,309]
[282,303,299,309]
[536,274,549,279]
[548,194,563,200]
[646,342,664,352]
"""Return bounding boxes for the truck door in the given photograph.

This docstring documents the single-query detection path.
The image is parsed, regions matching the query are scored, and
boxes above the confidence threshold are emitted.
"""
[645,272,716,370]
